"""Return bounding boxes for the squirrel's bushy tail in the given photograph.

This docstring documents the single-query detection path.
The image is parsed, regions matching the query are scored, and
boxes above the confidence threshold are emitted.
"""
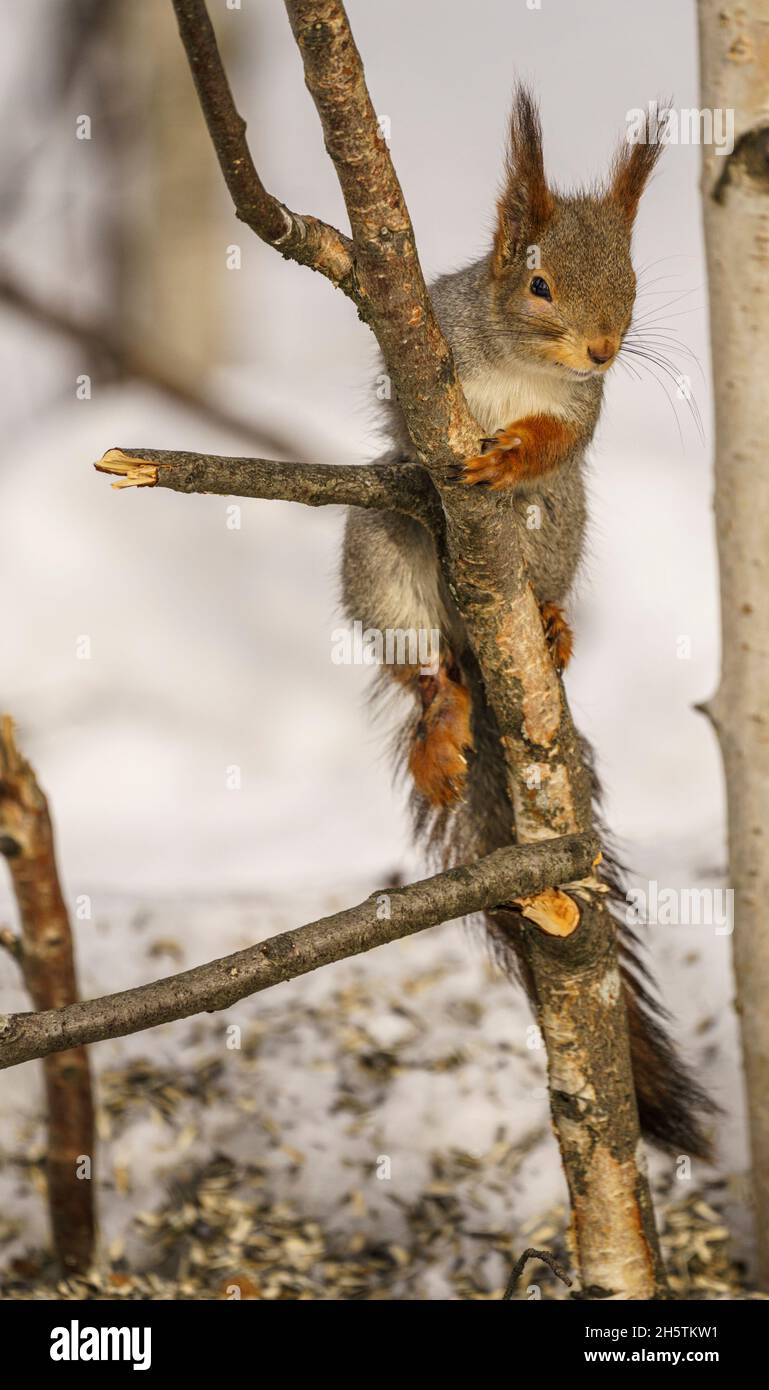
[412,660,714,1161]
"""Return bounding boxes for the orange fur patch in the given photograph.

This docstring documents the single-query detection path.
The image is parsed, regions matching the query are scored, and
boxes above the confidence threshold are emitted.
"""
[408,673,473,808]
[461,414,580,489]
[540,601,573,672]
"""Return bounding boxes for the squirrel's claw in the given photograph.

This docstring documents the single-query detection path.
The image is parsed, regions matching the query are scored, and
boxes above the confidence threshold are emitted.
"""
[408,669,474,808]
[540,600,573,672]
[458,435,523,489]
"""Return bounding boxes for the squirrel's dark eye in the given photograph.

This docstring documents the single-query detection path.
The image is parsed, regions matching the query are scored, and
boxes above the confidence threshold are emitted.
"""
[530,275,552,301]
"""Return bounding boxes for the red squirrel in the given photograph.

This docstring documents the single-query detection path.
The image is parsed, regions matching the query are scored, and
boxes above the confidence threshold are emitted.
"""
[342,87,713,1159]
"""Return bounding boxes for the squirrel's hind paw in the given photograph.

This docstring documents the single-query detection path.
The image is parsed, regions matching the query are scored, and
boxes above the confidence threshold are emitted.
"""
[408,673,474,808]
[540,600,573,672]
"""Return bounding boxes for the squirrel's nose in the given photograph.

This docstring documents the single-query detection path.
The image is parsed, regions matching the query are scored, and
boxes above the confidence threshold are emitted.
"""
[587,337,617,366]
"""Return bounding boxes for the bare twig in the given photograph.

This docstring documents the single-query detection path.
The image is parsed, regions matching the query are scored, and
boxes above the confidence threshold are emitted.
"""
[171,0,357,297]
[0,717,95,1273]
[285,0,478,471]
[502,1247,573,1300]
[0,924,22,963]
[95,446,440,526]
[0,833,598,1071]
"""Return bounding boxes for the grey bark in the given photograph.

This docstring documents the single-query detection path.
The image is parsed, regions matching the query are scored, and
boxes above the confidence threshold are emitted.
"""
[0,833,598,1071]
[95,446,440,526]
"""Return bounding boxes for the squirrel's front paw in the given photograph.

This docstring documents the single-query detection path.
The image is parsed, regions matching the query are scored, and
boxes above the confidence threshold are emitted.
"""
[450,415,578,489]
[453,428,524,490]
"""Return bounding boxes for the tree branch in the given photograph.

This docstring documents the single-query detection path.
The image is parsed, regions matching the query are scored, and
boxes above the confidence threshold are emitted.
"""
[502,1247,573,1300]
[88,0,668,1297]
[0,717,96,1273]
[0,833,598,1071]
[284,0,479,469]
[171,0,357,297]
[281,0,668,1298]
[95,446,440,526]
[0,924,22,963]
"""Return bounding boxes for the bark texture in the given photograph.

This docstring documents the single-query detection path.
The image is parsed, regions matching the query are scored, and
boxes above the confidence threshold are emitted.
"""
[0,718,95,1272]
[0,833,598,1070]
[95,446,440,525]
[698,0,769,1285]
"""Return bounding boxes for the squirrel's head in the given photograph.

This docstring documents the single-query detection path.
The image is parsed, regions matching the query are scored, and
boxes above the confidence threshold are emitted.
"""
[491,86,664,378]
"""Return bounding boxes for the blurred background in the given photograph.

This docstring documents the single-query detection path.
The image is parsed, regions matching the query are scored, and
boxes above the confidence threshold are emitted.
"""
[0,0,743,1294]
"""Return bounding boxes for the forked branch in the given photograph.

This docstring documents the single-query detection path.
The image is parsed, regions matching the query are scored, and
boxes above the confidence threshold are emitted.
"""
[172,0,357,296]
[84,0,669,1298]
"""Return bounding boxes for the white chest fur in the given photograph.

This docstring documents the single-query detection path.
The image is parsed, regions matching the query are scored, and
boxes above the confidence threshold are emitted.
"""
[462,362,577,435]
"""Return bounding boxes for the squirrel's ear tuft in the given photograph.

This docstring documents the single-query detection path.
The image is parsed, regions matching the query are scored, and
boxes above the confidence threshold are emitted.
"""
[608,106,667,227]
[493,85,554,277]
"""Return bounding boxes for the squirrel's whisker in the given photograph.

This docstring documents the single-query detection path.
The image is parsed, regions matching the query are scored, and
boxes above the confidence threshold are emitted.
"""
[631,287,703,326]
[635,272,689,294]
[625,330,704,373]
[614,354,642,385]
[628,343,704,414]
[635,252,695,277]
[623,351,688,448]
[621,345,705,442]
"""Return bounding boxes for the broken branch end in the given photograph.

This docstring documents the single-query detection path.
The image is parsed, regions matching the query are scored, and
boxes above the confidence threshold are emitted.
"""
[95,449,159,489]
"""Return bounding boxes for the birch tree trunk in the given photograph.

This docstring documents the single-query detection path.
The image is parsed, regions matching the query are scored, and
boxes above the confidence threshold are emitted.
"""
[698,0,769,1286]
